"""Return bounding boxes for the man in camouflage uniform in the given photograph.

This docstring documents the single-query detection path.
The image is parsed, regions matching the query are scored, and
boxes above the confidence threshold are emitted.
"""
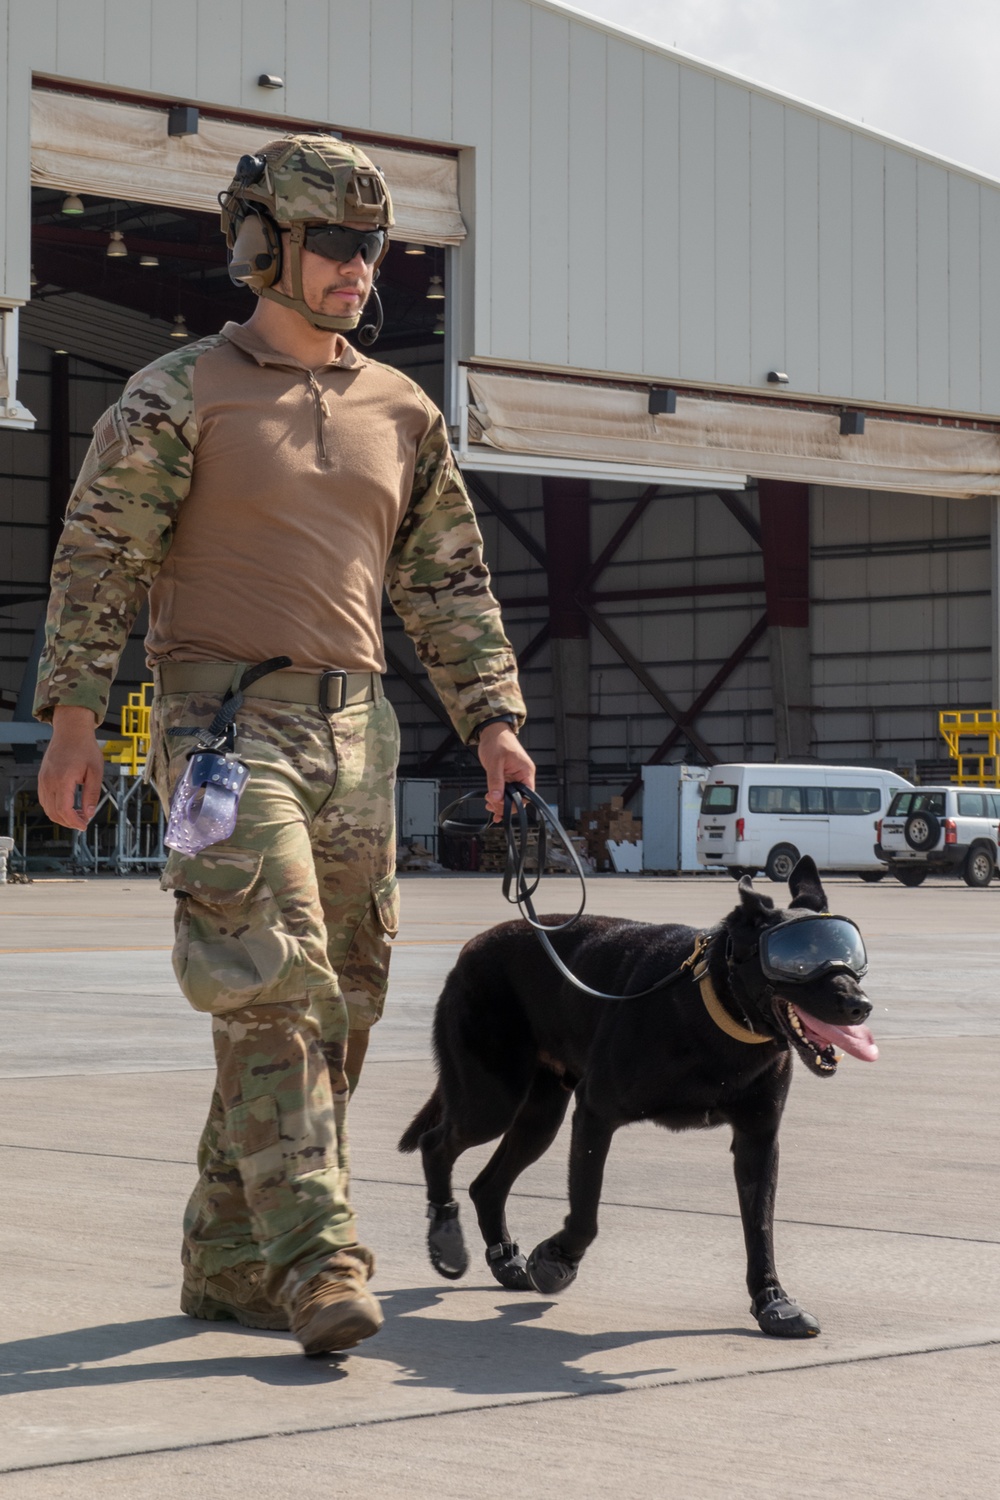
[35,136,535,1356]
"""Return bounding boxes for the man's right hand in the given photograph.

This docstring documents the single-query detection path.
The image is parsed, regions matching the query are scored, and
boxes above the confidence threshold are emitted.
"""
[37,706,105,830]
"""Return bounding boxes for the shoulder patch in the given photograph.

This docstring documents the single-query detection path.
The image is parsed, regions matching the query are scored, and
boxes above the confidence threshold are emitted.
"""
[72,403,134,498]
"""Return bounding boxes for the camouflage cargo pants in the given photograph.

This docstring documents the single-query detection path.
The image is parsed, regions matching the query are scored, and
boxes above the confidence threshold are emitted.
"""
[149,682,400,1301]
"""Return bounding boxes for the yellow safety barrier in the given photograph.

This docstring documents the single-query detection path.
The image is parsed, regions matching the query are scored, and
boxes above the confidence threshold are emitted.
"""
[102,682,154,776]
[938,709,1000,786]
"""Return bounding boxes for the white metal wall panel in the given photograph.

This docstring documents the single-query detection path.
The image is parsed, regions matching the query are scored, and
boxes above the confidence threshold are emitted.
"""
[640,50,680,381]
[817,122,853,399]
[714,81,751,387]
[151,0,200,102]
[916,162,950,411]
[851,136,885,400]
[678,67,716,384]
[749,94,785,388]
[566,20,606,374]
[528,5,570,368]
[282,0,330,124]
[371,0,414,139]
[948,174,981,415]
[883,150,918,407]
[783,112,819,394]
[490,0,532,362]
[412,0,454,145]
[604,37,644,379]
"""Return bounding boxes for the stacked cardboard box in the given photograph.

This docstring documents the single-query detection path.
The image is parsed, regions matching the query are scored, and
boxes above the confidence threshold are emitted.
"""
[582,796,642,871]
[475,825,592,875]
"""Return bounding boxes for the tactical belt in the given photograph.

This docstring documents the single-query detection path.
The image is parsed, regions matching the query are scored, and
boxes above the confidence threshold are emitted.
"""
[155,662,380,712]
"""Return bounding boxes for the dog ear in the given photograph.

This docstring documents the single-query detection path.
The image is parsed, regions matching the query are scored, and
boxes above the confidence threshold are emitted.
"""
[738,875,775,919]
[788,855,828,912]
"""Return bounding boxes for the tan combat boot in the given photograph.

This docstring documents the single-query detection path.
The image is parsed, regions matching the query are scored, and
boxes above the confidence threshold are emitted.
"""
[288,1246,383,1355]
[181,1262,290,1331]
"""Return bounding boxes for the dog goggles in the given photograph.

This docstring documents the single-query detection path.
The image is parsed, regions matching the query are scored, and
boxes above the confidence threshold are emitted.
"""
[758,916,868,984]
[304,224,386,265]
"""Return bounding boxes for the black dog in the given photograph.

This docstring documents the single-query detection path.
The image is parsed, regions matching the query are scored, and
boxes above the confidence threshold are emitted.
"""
[399,857,877,1338]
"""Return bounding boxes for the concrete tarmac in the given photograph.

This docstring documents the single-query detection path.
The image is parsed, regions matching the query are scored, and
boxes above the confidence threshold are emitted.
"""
[1,872,997,1498]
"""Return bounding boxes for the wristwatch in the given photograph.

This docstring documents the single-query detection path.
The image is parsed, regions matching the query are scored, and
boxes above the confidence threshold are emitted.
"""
[469,714,518,745]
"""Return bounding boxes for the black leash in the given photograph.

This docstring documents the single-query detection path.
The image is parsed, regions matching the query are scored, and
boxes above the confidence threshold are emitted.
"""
[439,780,715,1002]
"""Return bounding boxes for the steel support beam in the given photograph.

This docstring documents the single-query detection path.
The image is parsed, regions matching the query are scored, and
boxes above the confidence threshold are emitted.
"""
[543,477,591,820]
[757,478,812,759]
[620,614,768,804]
[583,604,717,765]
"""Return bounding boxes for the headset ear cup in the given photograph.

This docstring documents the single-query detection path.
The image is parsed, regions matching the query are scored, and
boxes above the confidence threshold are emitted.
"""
[228,208,281,290]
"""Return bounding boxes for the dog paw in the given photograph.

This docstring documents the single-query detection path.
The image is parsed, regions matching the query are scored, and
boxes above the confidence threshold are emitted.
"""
[485,1241,532,1291]
[526,1237,580,1295]
[751,1286,820,1338]
[427,1202,468,1280]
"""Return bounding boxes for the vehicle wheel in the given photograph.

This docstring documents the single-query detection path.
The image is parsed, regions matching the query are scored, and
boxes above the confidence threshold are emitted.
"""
[963,845,995,888]
[893,865,928,887]
[904,812,940,851]
[765,844,800,883]
[858,870,886,883]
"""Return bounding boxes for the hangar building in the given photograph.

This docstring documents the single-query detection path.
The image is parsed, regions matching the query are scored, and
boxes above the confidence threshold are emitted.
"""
[1,0,999,830]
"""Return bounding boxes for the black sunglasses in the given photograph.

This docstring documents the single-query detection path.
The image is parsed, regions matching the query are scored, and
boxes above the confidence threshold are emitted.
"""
[304,224,386,265]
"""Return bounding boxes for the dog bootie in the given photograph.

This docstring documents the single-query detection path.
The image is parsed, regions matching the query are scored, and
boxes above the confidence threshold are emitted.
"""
[427,1200,468,1280]
[751,1285,820,1338]
[526,1236,580,1295]
[486,1240,532,1291]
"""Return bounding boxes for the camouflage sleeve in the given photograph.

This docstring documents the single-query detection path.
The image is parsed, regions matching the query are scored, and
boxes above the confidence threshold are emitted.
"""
[33,351,201,725]
[385,412,526,744]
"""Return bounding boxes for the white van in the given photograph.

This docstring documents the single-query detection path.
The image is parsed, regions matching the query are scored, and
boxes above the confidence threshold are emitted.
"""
[695,763,913,881]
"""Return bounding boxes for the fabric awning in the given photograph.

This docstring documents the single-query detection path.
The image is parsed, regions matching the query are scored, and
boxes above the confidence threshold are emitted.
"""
[31,89,466,246]
[466,369,1000,498]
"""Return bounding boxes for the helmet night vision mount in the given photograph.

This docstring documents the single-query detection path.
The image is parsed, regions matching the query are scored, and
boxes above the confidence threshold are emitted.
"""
[220,134,394,339]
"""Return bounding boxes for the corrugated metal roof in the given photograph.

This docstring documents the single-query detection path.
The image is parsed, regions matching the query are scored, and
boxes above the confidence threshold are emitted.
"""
[20,291,183,374]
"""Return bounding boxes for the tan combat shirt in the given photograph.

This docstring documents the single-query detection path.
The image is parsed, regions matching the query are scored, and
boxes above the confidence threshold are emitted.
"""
[34,322,525,744]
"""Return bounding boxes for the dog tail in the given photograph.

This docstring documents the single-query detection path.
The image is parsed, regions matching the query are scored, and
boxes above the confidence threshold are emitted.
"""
[398,1089,442,1154]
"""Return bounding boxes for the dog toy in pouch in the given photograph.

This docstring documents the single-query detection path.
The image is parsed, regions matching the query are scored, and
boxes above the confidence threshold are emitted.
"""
[165,750,250,855]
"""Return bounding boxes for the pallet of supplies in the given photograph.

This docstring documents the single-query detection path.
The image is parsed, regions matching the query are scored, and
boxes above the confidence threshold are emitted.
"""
[582,796,643,871]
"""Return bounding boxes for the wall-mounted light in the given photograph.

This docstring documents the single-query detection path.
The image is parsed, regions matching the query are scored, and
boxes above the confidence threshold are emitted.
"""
[648,387,677,415]
[257,74,284,89]
[404,243,425,256]
[839,410,865,436]
[170,313,189,339]
[767,370,790,384]
[61,193,84,216]
[139,253,160,268]
[168,105,199,136]
[106,230,127,258]
[426,274,444,300]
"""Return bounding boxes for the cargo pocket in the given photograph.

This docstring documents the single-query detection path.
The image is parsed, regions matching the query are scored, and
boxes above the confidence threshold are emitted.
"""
[161,847,308,1014]
[339,873,400,1029]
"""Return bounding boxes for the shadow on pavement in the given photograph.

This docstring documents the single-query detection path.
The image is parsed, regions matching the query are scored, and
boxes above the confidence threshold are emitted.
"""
[0,1288,761,1401]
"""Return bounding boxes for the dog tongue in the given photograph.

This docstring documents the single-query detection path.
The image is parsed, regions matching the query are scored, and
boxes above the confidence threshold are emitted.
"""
[792,1006,879,1062]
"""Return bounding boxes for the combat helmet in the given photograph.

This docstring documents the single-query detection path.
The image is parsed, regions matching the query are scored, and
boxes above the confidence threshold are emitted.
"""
[220,134,394,335]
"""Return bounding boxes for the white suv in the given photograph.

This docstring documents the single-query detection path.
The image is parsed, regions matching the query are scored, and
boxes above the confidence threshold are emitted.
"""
[876,786,1000,887]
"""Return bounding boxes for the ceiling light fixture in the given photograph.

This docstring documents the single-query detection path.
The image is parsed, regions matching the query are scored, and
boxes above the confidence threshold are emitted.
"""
[106,230,127,258]
[426,274,444,300]
[139,253,160,268]
[61,192,84,216]
[432,313,445,336]
[30,265,38,287]
[404,243,425,255]
[170,313,189,339]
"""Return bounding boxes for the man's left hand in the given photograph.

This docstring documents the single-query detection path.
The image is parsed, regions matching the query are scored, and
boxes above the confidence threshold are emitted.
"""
[477,723,536,823]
